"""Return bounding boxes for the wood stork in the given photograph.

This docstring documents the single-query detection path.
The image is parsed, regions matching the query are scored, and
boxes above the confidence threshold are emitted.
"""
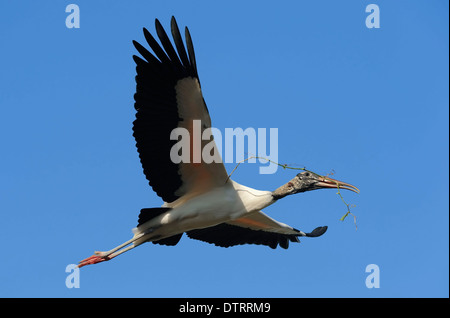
[78,17,359,268]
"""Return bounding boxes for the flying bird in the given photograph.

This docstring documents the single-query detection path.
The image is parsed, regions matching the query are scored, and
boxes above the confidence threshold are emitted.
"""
[78,17,359,268]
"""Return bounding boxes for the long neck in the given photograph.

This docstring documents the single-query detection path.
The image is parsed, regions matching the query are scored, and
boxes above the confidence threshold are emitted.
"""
[272,174,300,200]
[272,182,293,200]
[272,175,309,200]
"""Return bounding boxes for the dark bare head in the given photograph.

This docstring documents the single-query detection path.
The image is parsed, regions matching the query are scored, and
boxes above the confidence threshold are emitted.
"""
[272,171,359,200]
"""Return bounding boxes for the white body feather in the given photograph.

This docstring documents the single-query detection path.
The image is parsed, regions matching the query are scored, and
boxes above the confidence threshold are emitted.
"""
[133,180,275,246]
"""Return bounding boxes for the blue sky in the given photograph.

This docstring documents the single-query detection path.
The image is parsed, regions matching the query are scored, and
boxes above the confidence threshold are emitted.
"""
[0,1,448,298]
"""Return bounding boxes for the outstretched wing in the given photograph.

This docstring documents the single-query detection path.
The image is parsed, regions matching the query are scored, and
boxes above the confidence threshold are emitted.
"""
[133,17,228,204]
[187,211,328,249]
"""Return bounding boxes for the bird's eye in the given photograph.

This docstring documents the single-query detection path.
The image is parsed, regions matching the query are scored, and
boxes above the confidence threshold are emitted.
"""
[304,172,310,177]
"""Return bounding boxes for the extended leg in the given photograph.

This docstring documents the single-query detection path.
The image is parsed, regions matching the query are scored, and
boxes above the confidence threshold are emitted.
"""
[78,228,157,268]
[78,244,137,268]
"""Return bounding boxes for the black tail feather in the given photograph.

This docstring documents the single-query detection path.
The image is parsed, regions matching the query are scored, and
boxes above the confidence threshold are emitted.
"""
[153,233,183,246]
[137,207,171,227]
[305,226,328,237]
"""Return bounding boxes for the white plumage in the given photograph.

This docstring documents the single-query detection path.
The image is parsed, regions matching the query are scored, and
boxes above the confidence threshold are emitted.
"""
[78,17,358,268]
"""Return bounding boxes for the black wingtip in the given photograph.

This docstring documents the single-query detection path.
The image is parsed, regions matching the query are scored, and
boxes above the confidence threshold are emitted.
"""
[132,39,141,50]
[155,18,165,34]
[305,226,328,238]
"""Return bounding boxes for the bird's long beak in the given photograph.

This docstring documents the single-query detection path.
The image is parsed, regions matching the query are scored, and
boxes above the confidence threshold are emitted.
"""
[315,176,360,193]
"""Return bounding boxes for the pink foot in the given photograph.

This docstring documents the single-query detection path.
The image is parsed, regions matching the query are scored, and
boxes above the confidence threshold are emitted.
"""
[78,252,111,268]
